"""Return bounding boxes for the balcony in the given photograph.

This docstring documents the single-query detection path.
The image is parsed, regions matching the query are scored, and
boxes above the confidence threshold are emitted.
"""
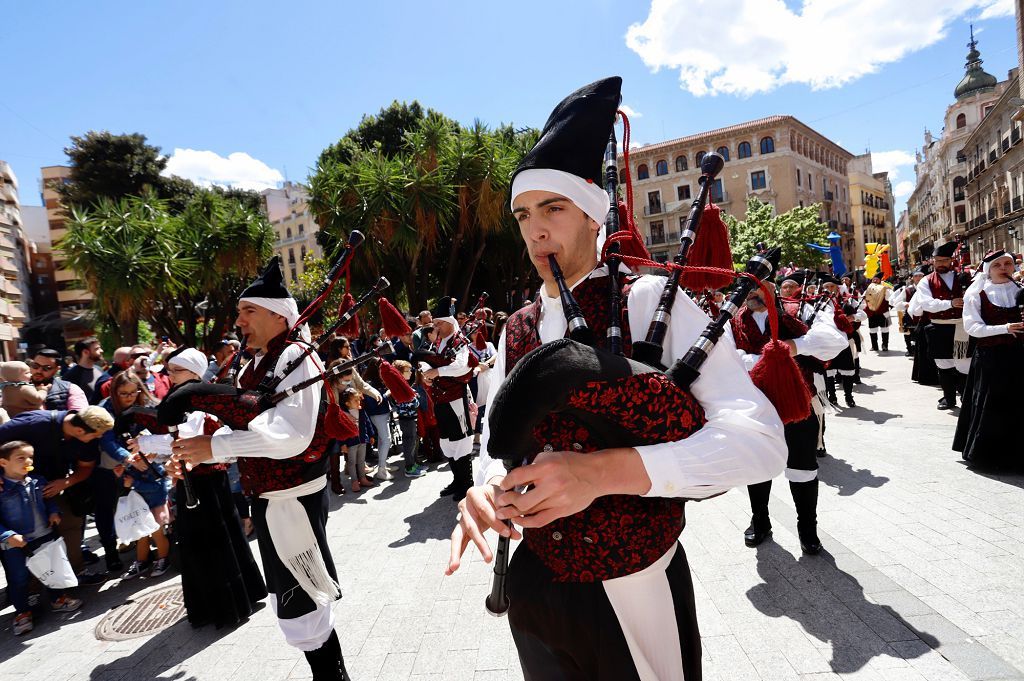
[988,208,996,220]
[643,203,664,216]
[956,152,968,163]
[57,289,93,304]
[1015,196,1022,212]
[646,233,667,246]
[968,170,974,182]
[1014,128,1022,145]
[1004,201,1012,215]
[989,150,998,163]
[953,191,965,202]
[1002,138,1010,153]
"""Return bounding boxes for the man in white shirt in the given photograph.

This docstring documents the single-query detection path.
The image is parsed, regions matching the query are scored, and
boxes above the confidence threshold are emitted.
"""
[914,242,971,409]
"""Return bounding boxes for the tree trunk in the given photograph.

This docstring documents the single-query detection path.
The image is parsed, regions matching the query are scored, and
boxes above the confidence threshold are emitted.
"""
[457,235,489,310]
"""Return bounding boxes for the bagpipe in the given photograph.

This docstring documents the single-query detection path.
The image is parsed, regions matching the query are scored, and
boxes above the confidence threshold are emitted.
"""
[483,118,803,615]
[124,230,417,505]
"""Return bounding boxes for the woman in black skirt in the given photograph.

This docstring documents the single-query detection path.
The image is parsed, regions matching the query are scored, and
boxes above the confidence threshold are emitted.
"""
[953,251,1024,469]
[134,347,268,627]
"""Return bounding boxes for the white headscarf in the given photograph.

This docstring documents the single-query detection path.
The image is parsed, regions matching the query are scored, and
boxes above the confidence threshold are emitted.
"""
[966,252,1017,298]
[167,348,210,380]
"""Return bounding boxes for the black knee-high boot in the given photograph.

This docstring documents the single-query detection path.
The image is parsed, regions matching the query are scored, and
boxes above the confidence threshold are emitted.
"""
[452,455,473,503]
[744,481,773,547]
[439,458,456,497]
[841,375,855,407]
[881,332,889,352]
[956,370,966,397]
[825,375,838,406]
[303,630,350,681]
[938,368,958,409]
[870,333,879,351]
[790,479,821,555]
[854,357,862,384]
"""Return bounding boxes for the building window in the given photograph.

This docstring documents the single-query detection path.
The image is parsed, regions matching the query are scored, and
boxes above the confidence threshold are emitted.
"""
[649,221,665,244]
[619,169,627,184]
[760,136,775,154]
[288,248,295,264]
[716,146,730,161]
[807,173,813,191]
[751,171,767,190]
[796,169,802,187]
[677,185,691,201]
[675,155,687,172]
[300,245,307,261]
[984,105,995,118]
[799,200,804,208]
[637,164,649,180]
[291,268,298,283]
[710,179,724,203]
[695,151,706,166]
[647,191,662,213]
[655,160,669,176]
[298,223,305,235]
[286,227,292,239]
[738,142,752,159]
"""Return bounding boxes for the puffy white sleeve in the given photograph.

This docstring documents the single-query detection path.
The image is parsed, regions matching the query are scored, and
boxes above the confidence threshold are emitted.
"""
[915,278,953,313]
[436,343,472,377]
[963,292,1011,338]
[474,330,508,486]
[794,313,849,361]
[209,344,321,462]
[628,276,786,500]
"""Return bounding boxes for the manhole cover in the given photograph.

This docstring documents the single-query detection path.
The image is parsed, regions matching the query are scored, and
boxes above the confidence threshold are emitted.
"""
[95,584,186,641]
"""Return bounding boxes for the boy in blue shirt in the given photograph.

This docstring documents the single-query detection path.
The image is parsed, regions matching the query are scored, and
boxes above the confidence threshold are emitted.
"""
[0,441,82,635]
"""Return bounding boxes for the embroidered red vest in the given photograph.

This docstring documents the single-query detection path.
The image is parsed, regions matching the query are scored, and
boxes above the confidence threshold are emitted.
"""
[428,337,478,404]
[502,274,704,582]
[922,272,964,323]
[731,307,820,391]
[977,291,1023,348]
[235,334,331,496]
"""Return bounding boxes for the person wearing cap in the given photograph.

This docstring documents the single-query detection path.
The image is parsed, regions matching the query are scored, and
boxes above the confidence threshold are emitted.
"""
[893,271,925,356]
[418,296,478,502]
[132,347,268,620]
[953,250,1024,469]
[202,339,242,383]
[820,276,865,408]
[447,77,785,680]
[863,275,894,352]
[914,241,973,410]
[168,258,350,680]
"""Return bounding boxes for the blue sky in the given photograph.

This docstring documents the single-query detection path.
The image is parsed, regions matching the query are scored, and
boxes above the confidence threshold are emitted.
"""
[1,0,1017,214]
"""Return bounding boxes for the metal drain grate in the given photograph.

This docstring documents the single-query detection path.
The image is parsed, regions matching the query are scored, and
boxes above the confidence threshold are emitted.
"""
[94,584,186,641]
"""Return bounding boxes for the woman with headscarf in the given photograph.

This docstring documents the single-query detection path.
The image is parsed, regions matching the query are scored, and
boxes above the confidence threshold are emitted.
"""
[133,347,267,627]
[953,250,1024,469]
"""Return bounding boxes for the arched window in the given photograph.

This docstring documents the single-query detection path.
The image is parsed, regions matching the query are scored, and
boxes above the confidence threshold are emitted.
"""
[695,151,707,166]
[286,227,292,239]
[675,155,687,172]
[300,245,307,260]
[637,164,649,180]
[956,113,967,129]
[298,223,305,235]
[619,169,627,184]
[760,136,775,154]
[738,141,752,159]
[716,146,730,161]
[655,159,669,176]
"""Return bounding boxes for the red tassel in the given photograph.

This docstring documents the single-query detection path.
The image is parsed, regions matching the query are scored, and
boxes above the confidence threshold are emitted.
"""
[324,401,359,440]
[379,361,416,403]
[680,204,735,291]
[750,340,812,424]
[336,293,360,337]
[616,201,651,260]
[378,297,411,337]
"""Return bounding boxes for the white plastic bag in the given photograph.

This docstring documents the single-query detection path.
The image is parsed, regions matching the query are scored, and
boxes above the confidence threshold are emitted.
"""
[26,537,78,589]
[115,490,159,543]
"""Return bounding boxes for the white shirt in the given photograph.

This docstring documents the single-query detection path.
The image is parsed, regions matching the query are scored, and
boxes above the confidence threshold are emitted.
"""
[963,280,1021,338]
[434,334,473,379]
[735,307,848,372]
[475,266,787,500]
[914,272,957,314]
[208,342,322,463]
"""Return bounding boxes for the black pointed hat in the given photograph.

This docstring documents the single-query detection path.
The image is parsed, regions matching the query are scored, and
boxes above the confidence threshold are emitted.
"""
[511,77,622,188]
[430,296,457,323]
[934,241,958,258]
[240,255,292,300]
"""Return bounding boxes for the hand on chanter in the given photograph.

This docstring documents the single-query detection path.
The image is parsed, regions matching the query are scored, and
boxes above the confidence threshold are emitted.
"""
[494,450,604,530]
[447,480,522,576]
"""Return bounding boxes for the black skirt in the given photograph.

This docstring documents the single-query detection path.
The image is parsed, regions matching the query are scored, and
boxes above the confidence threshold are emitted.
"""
[953,343,1024,468]
[911,325,939,385]
[174,470,268,628]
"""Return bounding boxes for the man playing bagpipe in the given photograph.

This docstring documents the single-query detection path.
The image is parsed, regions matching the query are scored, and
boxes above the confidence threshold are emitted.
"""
[731,283,847,554]
[447,76,787,680]
[170,258,349,681]
[863,275,894,352]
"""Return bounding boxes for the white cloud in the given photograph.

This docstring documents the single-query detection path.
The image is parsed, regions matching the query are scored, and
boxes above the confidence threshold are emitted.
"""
[871,150,917,183]
[163,148,284,192]
[626,0,1011,97]
[978,0,1014,19]
[619,104,643,119]
[893,181,915,198]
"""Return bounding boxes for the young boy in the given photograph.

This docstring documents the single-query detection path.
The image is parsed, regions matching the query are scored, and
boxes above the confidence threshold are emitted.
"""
[114,453,171,580]
[0,441,82,635]
[340,388,375,492]
[392,360,425,478]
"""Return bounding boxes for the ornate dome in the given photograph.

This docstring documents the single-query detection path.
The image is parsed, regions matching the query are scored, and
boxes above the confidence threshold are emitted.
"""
[955,28,997,101]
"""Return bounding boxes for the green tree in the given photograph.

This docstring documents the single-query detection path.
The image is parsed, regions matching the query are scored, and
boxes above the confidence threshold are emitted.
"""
[724,197,832,269]
[60,132,168,210]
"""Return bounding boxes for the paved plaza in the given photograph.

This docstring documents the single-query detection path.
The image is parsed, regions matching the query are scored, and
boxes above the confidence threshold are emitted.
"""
[0,331,1022,681]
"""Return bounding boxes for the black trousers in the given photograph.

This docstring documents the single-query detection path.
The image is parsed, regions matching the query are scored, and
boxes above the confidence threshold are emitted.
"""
[507,543,701,680]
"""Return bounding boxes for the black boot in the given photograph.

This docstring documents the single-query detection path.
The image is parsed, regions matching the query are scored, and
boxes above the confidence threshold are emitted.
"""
[328,449,345,496]
[744,481,773,547]
[303,630,350,681]
[853,359,862,384]
[842,376,856,408]
[103,540,124,573]
[825,375,838,407]
[452,455,473,503]
[439,458,456,496]
[956,371,966,398]
[790,479,822,555]
[881,333,889,352]
[870,333,879,352]
[937,369,957,410]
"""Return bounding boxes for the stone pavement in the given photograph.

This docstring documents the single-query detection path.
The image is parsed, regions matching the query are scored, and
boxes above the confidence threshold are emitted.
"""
[0,329,1022,680]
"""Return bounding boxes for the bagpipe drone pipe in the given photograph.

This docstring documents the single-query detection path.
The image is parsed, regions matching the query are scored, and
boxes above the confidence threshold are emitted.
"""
[483,130,801,615]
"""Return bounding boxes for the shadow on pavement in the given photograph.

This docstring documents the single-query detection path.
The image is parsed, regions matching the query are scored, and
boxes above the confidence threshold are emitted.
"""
[746,543,938,674]
[957,461,1024,488]
[818,456,889,497]
[834,407,902,424]
[388,495,455,548]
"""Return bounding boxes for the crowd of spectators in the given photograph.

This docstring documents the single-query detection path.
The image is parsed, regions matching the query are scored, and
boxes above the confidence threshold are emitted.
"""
[0,303,502,636]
